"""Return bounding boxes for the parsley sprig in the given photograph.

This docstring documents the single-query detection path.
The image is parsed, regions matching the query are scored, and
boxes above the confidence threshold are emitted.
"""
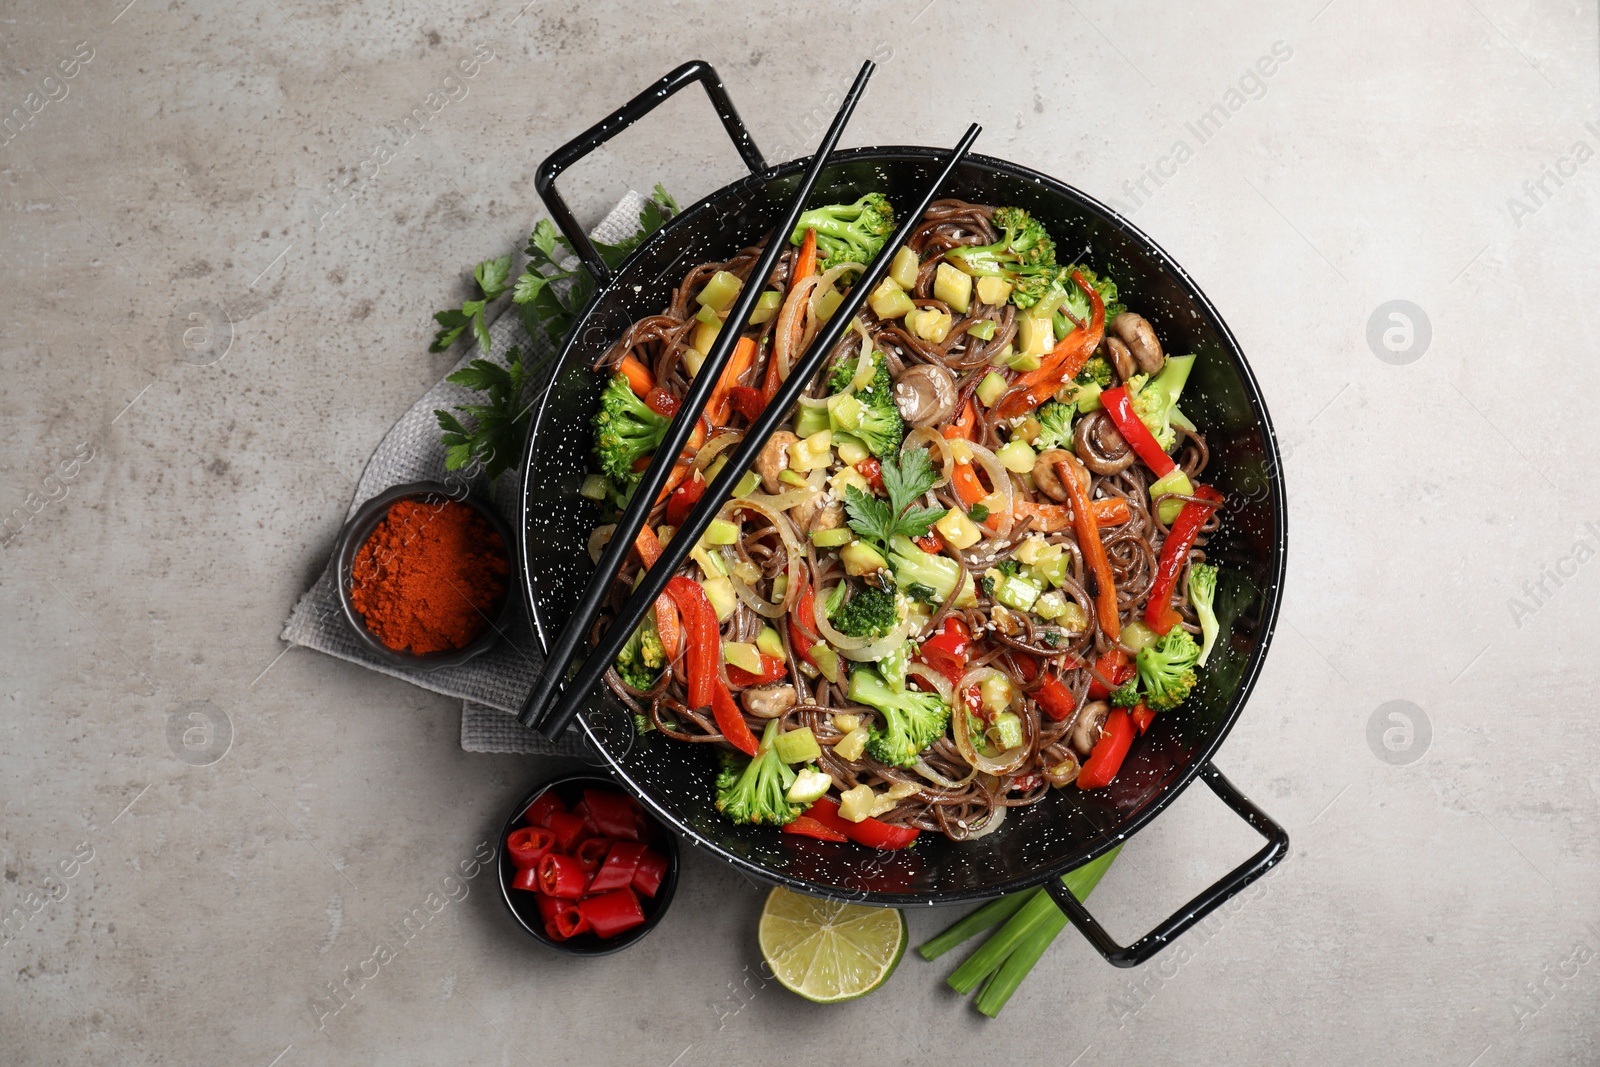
[844,448,948,547]
[429,186,678,484]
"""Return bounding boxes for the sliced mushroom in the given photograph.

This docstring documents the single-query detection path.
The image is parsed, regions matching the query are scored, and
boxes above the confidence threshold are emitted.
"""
[1069,700,1111,757]
[1073,410,1135,475]
[1033,448,1091,502]
[1110,312,1165,375]
[1105,335,1137,382]
[808,502,845,533]
[756,431,799,494]
[788,490,826,531]
[741,683,797,718]
[893,363,958,427]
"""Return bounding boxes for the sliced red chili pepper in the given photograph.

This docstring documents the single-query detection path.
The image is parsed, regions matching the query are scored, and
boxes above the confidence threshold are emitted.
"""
[587,841,649,893]
[643,386,679,419]
[1077,709,1136,789]
[1014,656,1078,722]
[534,893,564,926]
[578,888,647,939]
[509,864,540,892]
[1086,648,1134,700]
[547,903,589,941]
[572,798,600,837]
[855,456,885,494]
[574,835,613,873]
[1144,486,1224,635]
[583,789,643,842]
[781,816,849,843]
[1099,384,1177,478]
[545,811,587,852]
[536,853,587,898]
[521,792,566,828]
[726,653,788,687]
[506,826,555,869]
[632,849,669,898]
[726,385,767,422]
[664,471,706,527]
[916,617,971,687]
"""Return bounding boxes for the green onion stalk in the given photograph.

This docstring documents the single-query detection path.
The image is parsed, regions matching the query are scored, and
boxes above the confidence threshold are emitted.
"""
[918,845,1121,1017]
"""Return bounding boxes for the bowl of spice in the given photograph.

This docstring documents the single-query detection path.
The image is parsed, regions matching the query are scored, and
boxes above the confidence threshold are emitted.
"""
[334,481,514,669]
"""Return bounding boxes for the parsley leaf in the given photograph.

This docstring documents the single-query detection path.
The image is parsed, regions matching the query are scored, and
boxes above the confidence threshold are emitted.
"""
[431,256,511,354]
[434,347,536,481]
[968,502,990,523]
[843,448,948,547]
[904,582,939,605]
[997,560,1020,577]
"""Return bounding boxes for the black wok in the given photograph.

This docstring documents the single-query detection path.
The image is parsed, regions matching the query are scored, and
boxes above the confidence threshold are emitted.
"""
[518,61,1287,966]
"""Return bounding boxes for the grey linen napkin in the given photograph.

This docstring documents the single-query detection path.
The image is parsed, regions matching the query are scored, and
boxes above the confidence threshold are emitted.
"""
[281,192,650,756]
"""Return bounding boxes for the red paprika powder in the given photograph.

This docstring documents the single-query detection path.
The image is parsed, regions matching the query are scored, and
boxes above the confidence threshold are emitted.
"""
[349,498,509,654]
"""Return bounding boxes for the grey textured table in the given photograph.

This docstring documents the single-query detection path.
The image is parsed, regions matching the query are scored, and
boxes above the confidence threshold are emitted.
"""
[3,2,1597,1064]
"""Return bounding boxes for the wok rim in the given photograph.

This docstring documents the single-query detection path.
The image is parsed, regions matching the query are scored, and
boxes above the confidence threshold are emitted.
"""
[517,145,1287,907]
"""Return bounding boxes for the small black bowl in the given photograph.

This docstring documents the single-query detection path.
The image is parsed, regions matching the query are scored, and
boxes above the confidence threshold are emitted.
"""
[497,774,680,956]
[333,481,516,670]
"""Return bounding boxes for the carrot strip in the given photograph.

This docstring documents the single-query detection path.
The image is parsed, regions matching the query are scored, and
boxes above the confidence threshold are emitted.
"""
[654,594,681,661]
[793,227,818,290]
[617,354,654,398]
[943,399,977,442]
[1014,497,1130,533]
[1057,457,1118,640]
[708,336,757,427]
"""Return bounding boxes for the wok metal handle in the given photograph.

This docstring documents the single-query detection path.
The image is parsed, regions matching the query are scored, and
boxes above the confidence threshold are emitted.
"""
[1044,762,1288,968]
[534,59,767,283]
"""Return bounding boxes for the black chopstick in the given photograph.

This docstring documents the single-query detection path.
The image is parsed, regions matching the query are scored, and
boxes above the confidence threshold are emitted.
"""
[517,59,878,732]
[532,123,983,742]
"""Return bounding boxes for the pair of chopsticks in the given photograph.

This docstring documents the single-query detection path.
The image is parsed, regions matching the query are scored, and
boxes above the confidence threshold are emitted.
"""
[521,63,982,742]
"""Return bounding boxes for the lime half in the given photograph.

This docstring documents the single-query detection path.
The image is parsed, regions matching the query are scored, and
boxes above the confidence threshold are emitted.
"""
[758,887,907,1003]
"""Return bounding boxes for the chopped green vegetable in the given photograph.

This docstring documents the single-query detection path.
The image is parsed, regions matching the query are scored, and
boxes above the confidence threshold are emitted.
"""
[829,581,899,639]
[1128,354,1196,451]
[774,727,822,765]
[944,207,1061,311]
[614,615,665,690]
[716,721,801,826]
[826,348,903,457]
[591,372,670,489]
[790,193,896,271]
[1032,400,1075,451]
[1189,562,1220,667]
[967,503,990,523]
[846,666,950,768]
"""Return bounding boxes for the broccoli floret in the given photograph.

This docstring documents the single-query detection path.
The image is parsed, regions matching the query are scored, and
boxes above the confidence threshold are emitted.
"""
[947,207,1057,277]
[592,372,670,488]
[829,581,900,639]
[1135,628,1201,712]
[1076,356,1114,387]
[1128,355,1195,451]
[1058,266,1124,323]
[715,721,801,826]
[886,537,966,605]
[791,193,896,271]
[826,348,903,457]
[880,641,914,692]
[1188,563,1220,667]
[1032,400,1076,451]
[614,616,665,690]
[847,666,950,768]
[1109,679,1140,708]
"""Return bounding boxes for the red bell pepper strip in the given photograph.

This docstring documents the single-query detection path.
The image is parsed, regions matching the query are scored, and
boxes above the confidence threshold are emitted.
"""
[583,789,644,842]
[617,354,655,398]
[510,864,540,892]
[726,654,787,687]
[632,849,669,898]
[545,811,587,852]
[911,530,944,553]
[726,385,766,422]
[1086,648,1134,699]
[1130,703,1156,734]
[781,816,850,843]
[1099,385,1176,478]
[578,888,647,939]
[665,576,759,756]
[587,841,649,893]
[1056,457,1119,641]
[1077,708,1136,789]
[521,792,566,828]
[1144,485,1223,635]
[1014,656,1078,722]
[993,272,1106,421]
[664,471,706,527]
[506,826,555,868]
[916,617,971,688]
[803,797,919,850]
[787,582,820,669]
[536,853,588,898]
